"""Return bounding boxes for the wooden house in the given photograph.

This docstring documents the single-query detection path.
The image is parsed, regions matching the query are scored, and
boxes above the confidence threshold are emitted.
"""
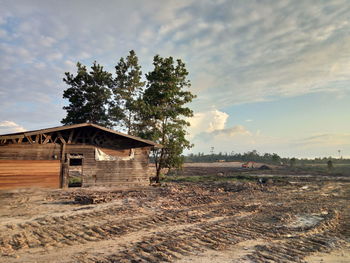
[0,123,161,190]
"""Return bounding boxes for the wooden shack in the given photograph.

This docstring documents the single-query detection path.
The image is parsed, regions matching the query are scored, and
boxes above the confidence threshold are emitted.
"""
[0,123,161,190]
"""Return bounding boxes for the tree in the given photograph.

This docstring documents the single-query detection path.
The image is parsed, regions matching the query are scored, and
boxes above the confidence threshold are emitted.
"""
[272,153,281,164]
[111,50,145,134]
[62,62,113,126]
[138,55,196,182]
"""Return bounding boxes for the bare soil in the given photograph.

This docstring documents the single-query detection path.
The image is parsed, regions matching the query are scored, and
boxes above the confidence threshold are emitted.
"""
[0,170,349,262]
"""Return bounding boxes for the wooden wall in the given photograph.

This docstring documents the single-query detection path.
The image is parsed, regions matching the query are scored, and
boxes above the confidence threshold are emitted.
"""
[0,160,60,189]
[0,144,61,160]
[65,145,150,187]
[0,134,152,188]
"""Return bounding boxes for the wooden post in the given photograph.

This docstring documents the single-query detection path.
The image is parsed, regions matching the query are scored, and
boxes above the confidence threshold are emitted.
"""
[60,143,68,188]
[43,134,51,144]
[26,135,34,144]
[58,132,66,144]
[68,129,74,144]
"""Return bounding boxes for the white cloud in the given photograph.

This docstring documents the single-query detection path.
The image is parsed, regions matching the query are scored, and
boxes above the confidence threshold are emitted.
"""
[0,121,26,134]
[188,109,228,137]
[1,0,350,155]
[188,109,260,151]
[211,125,252,137]
[2,1,350,112]
[187,109,350,158]
[296,133,350,148]
[189,111,283,155]
[40,36,56,47]
[46,52,63,61]
[0,29,7,38]
[34,62,46,69]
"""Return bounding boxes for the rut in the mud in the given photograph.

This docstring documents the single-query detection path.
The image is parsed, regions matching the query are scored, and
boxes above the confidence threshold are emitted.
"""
[0,178,349,263]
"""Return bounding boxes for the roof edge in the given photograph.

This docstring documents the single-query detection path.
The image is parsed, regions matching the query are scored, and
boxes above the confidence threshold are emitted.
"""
[0,123,162,148]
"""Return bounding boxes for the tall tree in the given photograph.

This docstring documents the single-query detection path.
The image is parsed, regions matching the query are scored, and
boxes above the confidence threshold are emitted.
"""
[138,55,196,182]
[62,62,113,127]
[111,50,145,134]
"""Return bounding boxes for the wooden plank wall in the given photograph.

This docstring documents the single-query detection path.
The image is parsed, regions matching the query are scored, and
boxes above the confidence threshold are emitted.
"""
[0,141,152,188]
[0,144,61,160]
[94,147,150,186]
[0,160,60,189]
[65,145,151,187]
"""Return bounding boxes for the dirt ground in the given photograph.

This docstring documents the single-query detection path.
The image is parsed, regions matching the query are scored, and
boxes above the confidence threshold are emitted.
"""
[0,170,349,262]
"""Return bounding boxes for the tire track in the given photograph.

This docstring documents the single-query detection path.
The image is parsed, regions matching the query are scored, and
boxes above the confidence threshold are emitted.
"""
[0,201,261,255]
[0,181,349,263]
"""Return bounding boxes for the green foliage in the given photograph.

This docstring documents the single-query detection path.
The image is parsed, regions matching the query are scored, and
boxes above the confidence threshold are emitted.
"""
[62,62,113,126]
[162,173,283,183]
[272,153,281,164]
[61,52,197,180]
[138,55,196,182]
[111,50,145,134]
[185,150,283,164]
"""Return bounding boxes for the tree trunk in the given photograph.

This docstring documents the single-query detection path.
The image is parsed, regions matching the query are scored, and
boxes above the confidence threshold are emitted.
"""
[155,167,161,183]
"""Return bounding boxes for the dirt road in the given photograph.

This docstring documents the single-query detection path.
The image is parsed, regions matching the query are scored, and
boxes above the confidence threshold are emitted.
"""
[0,175,349,262]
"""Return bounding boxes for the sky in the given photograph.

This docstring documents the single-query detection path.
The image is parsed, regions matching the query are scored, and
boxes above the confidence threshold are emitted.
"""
[0,0,350,158]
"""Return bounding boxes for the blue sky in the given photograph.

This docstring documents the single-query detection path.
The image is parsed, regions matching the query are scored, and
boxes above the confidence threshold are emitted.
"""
[0,0,350,158]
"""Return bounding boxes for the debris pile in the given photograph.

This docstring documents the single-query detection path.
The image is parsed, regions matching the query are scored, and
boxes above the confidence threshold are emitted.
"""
[74,194,114,204]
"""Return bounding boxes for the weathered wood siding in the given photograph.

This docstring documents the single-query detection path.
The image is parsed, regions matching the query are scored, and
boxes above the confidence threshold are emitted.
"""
[65,145,150,187]
[0,128,153,188]
[0,160,60,189]
[0,144,61,160]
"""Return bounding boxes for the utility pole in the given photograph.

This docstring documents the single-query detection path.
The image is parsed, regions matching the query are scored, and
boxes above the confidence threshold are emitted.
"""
[338,149,342,159]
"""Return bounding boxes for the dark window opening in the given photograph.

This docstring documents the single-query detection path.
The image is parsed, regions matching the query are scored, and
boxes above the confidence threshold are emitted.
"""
[70,158,82,166]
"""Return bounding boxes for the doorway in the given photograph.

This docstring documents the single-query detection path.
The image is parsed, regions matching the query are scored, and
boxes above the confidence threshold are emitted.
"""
[68,154,83,187]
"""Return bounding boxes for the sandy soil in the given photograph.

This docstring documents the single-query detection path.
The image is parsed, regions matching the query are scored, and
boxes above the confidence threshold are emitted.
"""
[0,171,349,262]
[305,245,350,263]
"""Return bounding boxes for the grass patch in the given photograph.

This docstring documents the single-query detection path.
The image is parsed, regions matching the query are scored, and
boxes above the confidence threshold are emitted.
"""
[162,173,260,183]
[162,172,291,184]
[287,164,350,176]
[68,176,82,187]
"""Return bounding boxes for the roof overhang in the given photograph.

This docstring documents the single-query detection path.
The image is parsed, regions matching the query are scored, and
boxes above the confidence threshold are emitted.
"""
[0,123,162,148]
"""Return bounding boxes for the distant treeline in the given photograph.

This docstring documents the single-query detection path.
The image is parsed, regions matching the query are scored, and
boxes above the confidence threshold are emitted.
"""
[184,150,350,165]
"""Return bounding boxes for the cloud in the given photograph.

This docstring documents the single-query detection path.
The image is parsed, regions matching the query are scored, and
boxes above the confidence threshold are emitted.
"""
[172,0,350,108]
[188,109,263,152]
[296,133,350,148]
[2,1,350,111]
[188,109,228,135]
[211,125,252,137]
[187,109,350,158]
[46,52,63,61]
[1,0,350,157]
[190,120,282,155]
[189,109,251,138]
[0,121,26,134]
